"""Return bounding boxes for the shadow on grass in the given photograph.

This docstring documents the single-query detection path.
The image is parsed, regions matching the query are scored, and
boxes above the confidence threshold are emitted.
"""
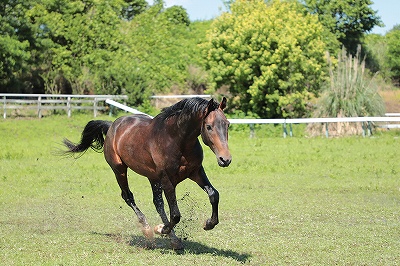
[92,232,251,263]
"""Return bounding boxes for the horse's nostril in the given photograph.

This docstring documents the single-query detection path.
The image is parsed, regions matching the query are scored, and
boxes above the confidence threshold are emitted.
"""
[219,157,231,166]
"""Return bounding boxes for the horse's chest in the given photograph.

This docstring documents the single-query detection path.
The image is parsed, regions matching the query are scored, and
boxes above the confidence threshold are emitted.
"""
[177,155,200,178]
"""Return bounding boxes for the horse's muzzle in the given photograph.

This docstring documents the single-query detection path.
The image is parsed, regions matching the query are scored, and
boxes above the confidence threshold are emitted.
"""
[218,156,232,167]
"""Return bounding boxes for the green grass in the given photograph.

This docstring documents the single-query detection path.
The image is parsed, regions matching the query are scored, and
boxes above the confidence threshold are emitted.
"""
[1,114,399,265]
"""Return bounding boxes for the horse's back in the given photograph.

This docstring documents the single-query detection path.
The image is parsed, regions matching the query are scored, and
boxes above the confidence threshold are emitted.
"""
[104,115,157,176]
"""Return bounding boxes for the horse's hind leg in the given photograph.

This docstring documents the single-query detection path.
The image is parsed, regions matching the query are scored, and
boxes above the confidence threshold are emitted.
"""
[151,181,183,250]
[111,164,154,241]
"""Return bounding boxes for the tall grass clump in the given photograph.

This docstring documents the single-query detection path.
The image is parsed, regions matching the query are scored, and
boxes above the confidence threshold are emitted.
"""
[309,46,385,136]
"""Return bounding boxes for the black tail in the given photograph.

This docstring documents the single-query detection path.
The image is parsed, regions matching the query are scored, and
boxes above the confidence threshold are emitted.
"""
[63,120,112,155]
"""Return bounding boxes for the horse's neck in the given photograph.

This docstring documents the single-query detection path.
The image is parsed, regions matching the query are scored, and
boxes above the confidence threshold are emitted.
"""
[165,118,202,146]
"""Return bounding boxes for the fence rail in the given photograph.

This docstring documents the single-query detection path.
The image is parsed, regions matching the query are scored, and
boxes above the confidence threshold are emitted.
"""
[4,94,400,138]
[105,99,153,118]
[106,99,400,138]
[1,93,128,119]
[229,117,400,137]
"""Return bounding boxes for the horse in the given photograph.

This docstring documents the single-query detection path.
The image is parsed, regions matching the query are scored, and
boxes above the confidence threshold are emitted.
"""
[63,97,231,250]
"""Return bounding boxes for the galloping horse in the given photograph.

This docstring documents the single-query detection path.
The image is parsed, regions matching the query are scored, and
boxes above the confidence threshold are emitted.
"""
[63,97,231,250]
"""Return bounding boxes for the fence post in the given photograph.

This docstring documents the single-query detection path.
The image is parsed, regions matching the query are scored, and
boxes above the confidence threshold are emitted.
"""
[362,122,366,137]
[249,123,255,138]
[368,121,372,136]
[67,96,71,117]
[93,97,97,117]
[3,96,6,119]
[325,123,329,138]
[283,121,287,138]
[38,95,42,118]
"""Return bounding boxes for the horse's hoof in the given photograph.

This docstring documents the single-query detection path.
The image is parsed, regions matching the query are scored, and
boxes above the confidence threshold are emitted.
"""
[171,239,184,251]
[141,225,154,240]
[203,219,217,230]
[154,224,164,235]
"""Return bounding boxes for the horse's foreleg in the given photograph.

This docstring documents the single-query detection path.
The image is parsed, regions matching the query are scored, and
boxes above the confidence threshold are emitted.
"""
[151,181,183,250]
[191,166,220,230]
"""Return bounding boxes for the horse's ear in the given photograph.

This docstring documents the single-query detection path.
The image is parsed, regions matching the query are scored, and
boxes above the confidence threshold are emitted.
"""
[219,97,227,110]
[204,99,216,118]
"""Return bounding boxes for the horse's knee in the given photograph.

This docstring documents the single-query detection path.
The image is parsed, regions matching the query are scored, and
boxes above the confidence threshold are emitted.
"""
[209,189,219,204]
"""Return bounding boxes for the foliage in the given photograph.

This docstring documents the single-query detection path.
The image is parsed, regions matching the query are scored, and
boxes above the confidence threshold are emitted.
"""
[0,0,38,92]
[362,33,390,79]
[121,0,148,20]
[203,0,330,118]
[0,36,30,91]
[385,25,400,85]
[319,46,385,117]
[303,0,383,55]
[27,0,128,94]
[310,46,385,136]
[1,114,399,265]
[0,0,209,105]
[119,5,210,105]
[161,5,190,26]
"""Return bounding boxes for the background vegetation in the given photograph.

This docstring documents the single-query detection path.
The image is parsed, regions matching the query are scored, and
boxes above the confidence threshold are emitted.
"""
[1,0,399,118]
[1,114,399,265]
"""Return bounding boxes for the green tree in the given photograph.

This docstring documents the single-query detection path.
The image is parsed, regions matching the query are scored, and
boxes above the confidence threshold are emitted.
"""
[0,0,39,93]
[303,0,383,55]
[27,0,127,94]
[386,25,400,85]
[121,0,148,20]
[1,0,211,103]
[203,0,331,118]
[363,33,390,79]
[121,4,208,102]
[161,5,190,26]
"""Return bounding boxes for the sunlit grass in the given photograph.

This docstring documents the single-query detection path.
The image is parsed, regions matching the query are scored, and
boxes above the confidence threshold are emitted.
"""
[1,114,399,265]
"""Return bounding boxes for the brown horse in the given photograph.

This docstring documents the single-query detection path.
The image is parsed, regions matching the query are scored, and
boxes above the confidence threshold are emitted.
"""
[63,97,231,250]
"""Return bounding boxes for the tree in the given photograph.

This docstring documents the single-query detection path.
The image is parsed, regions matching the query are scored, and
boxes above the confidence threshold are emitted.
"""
[121,0,148,20]
[0,0,38,93]
[203,0,331,118]
[363,33,390,79]
[386,25,400,85]
[120,4,208,103]
[303,0,383,55]
[27,0,127,94]
[161,5,190,26]
[0,0,210,102]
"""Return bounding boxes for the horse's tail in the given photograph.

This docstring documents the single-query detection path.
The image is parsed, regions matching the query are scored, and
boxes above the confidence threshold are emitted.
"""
[63,120,112,155]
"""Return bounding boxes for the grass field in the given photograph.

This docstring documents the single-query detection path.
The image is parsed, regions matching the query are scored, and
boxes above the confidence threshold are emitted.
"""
[1,113,399,265]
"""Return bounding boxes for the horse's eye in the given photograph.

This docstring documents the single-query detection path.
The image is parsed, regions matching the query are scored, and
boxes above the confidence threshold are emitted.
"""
[206,125,212,131]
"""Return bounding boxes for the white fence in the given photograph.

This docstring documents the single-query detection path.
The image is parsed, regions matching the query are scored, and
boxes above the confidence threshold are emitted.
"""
[1,93,128,119]
[4,94,400,138]
[105,99,153,118]
[229,116,400,137]
[106,98,400,138]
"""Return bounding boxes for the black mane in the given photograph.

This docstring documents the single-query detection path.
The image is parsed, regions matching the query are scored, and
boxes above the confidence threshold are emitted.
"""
[155,97,218,127]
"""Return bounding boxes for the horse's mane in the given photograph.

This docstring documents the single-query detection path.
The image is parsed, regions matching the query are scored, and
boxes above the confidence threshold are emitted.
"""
[154,97,219,128]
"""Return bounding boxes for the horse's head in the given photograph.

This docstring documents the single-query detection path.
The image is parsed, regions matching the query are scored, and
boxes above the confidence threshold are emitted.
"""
[201,97,232,167]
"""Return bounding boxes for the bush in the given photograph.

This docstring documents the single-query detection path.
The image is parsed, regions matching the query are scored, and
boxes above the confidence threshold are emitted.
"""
[309,46,385,136]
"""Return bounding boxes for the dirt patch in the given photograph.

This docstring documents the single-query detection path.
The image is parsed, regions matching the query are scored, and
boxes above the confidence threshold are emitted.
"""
[380,90,400,113]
